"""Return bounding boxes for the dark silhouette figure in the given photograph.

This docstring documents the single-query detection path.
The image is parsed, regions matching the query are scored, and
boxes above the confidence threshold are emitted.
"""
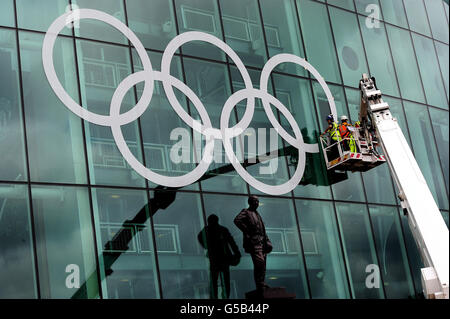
[234,196,273,293]
[198,214,241,299]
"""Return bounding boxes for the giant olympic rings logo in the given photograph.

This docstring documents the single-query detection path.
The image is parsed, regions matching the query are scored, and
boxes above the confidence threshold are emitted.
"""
[43,9,337,195]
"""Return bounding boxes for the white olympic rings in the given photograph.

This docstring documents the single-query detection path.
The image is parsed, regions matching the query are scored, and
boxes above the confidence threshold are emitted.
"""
[43,9,337,195]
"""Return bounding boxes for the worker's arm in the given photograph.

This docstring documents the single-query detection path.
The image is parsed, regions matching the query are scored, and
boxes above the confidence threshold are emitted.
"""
[234,210,250,234]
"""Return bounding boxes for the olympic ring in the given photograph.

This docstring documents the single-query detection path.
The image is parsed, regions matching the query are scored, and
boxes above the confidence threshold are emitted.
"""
[43,9,337,195]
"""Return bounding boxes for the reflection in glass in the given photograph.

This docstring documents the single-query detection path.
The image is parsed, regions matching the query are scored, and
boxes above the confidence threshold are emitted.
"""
[259,0,306,76]
[403,101,448,210]
[429,108,449,192]
[296,199,350,298]
[175,0,225,61]
[403,0,431,37]
[297,0,342,84]
[359,18,399,97]
[368,205,415,298]
[0,0,15,27]
[126,0,177,51]
[434,41,449,101]
[152,192,209,298]
[219,0,267,69]
[91,188,159,299]
[16,0,70,34]
[335,202,384,298]
[0,30,27,181]
[379,0,408,28]
[32,185,99,298]
[20,32,88,184]
[76,39,145,187]
[327,0,354,11]
[329,7,368,87]
[386,25,425,103]
[411,34,447,108]
[0,184,37,298]
[424,0,449,43]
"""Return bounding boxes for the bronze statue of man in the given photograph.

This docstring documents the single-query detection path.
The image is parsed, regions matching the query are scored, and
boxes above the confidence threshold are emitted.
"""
[234,195,273,293]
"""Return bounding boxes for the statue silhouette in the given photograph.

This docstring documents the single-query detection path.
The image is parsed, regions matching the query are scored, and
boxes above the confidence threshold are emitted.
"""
[198,214,241,299]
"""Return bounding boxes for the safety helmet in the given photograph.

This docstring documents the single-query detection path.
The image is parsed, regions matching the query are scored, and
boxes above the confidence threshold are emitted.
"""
[340,115,348,122]
[326,114,333,121]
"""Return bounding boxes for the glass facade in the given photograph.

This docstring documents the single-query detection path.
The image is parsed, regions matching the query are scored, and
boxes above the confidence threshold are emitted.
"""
[0,0,448,299]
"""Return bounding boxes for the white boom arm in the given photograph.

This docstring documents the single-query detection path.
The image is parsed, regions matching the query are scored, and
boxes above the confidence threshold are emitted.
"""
[359,74,449,299]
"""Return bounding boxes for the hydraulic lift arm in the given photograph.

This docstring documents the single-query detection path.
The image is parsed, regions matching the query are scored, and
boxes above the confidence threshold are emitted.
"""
[359,74,449,299]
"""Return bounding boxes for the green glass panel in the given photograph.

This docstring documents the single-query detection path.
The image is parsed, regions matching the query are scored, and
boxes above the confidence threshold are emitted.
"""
[359,17,400,97]
[424,0,449,43]
[219,0,267,69]
[403,101,448,209]
[126,0,177,51]
[403,0,431,37]
[368,205,415,298]
[383,96,412,147]
[91,188,160,299]
[32,185,99,298]
[152,192,210,298]
[429,108,449,191]
[132,50,198,191]
[0,0,15,27]
[20,32,88,184]
[434,41,449,102]
[386,25,425,103]
[379,0,408,28]
[73,0,128,44]
[0,29,27,181]
[411,34,448,108]
[0,184,37,298]
[445,2,449,21]
[296,199,350,298]
[313,82,347,132]
[259,0,307,76]
[175,0,225,61]
[399,211,423,297]
[327,0,355,11]
[16,0,70,35]
[329,7,369,87]
[76,39,145,187]
[442,210,449,228]
[297,0,342,84]
[335,202,385,299]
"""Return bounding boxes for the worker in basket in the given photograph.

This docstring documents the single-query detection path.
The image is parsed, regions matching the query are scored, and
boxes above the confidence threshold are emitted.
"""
[339,115,357,153]
[321,114,341,159]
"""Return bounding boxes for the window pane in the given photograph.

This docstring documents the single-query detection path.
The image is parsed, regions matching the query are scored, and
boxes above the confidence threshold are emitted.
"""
[0,0,15,27]
[17,0,70,35]
[126,0,177,51]
[379,0,408,28]
[91,188,159,299]
[219,0,267,69]
[368,205,415,298]
[0,184,37,298]
[0,29,27,181]
[74,0,128,44]
[297,0,342,84]
[386,25,425,103]
[442,210,449,229]
[329,7,369,87]
[32,185,99,298]
[412,34,448,108]
[403,101,448,209]
[424,0,449,43]
[403,0,431,37]
[152,192,209,298]
[259,0,307,76]
[327,0,355,11]
[335,202,385,298]
[257,197,310,298]
[175,0,225,61]
[435,41,449,102]
[429,108,449,191]
[296,199,350,298]
[20,32,88,184]
[359,18,400,97]
[76,39,145,187]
